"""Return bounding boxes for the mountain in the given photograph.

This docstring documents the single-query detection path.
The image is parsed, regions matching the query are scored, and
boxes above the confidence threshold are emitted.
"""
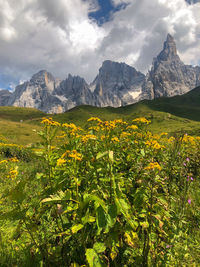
[0,90,12,106]
[142,34,200,98]
[91,60,145,107]
[7,70,95,113]
[0,34,200,113]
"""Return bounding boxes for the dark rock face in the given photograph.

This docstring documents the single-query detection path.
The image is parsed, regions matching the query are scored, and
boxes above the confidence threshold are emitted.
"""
[54,74,95,111]
[91,60,145,107]
[143,34,200,98]
[0,90,12,106]
[1,34,200,113]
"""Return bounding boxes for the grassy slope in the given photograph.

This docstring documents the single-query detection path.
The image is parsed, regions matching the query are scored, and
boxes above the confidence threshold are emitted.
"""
[1,86,200,144]
[0,107,45,145]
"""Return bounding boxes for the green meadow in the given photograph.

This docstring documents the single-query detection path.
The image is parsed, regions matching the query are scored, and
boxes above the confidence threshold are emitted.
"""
[0,87,200,266]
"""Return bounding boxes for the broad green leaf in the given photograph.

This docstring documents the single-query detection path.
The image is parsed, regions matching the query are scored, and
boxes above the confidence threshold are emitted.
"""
[96,206,107,233]
[96,151,108,160]
[93,242,106,253]
[109,150,114,162]
[82,194,106,210]
[115,198,138,230]
[71,224,84,234]
[82,215,95,225]
[86,248,105,267]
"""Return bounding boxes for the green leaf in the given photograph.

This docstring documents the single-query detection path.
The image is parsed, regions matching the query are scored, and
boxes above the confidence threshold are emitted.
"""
[86,248,105,267]
[82,194,106,210]
[96,206,107,233]
[93,242,106,253]
[109,150,114,162]
[71,224,84,234]
[141,149,145,156]
[96,151,108,160]
[108,203,118,227]
[115,198,138,230]
[82,215,95,225]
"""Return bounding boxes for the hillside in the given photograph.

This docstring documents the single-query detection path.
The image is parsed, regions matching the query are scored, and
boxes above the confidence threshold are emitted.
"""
[1,86,200,145]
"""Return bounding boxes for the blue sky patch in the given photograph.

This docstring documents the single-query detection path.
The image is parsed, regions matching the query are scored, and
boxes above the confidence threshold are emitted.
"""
[89,0,128,25]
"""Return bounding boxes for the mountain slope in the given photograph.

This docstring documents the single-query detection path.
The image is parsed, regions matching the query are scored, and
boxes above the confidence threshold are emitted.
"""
[143,34,200,98]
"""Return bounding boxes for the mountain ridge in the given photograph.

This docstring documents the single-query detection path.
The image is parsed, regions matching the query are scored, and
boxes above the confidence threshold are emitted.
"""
[0,34,200,113]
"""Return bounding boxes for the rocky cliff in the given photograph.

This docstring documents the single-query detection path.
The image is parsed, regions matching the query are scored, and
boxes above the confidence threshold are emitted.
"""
[1,34,200,113]
[91,60,145,107]
[143,34,200,99]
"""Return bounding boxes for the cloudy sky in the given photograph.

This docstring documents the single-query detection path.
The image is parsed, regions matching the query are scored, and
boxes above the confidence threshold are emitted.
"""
[0,0,200,90]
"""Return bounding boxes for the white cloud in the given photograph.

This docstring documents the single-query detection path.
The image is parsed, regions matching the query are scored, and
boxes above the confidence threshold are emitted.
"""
[0,0,200,90]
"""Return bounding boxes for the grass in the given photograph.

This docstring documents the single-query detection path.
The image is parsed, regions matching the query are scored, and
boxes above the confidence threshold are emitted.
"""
[1,86,200,145]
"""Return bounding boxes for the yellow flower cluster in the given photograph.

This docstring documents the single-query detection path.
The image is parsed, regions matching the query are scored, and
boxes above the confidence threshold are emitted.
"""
[113,119,128,125]
[145,162,161,171]
[127,125,138,130]
[88,126,100,132]
[100,120,116,130]
[7,168,18,179]
[81,134,97,143]
[120,132,131,139]
[87,117,102,123]
[132,117,151,124]
[41,117,61,126]
[61,150,82,161]
[111,137,120,143]
[57,158,66,166]
[0,157,19,165]
[145,140,165,150]
[182,134,195,145]
[62,123,83,135]
[0,143,22,148]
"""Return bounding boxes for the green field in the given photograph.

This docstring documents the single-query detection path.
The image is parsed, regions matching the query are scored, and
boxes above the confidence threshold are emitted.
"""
[1,86,200,145]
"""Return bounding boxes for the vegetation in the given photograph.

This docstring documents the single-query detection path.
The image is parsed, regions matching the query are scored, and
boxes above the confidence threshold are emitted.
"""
[0,116,200,266]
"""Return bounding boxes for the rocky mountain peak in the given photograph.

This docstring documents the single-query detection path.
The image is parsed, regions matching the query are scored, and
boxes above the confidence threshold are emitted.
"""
[143,34,200,98]
[157,34,179,62]
[30,70,55,86]
[1,33,200,113]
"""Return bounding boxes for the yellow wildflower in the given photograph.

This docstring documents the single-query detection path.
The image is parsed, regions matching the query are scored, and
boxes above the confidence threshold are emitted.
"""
[145,140,165,150]
[68,150,82,161]
[132,117,151,124]
[7,168,18,179]
[0,159,8,165]
[9,157,19,162]
[120,132,131,139]
[113,119,128,125]
[81,134,97,143]
[100,120,116,130]
[101,135,106,141]
[57,158,66,166]
[111,137,120,143]
[182,134,195,145]
[127,125,138,130]
[41,117,60,126]
[87,117,102,123]
[88,126,100,131]
[145,162,161,171]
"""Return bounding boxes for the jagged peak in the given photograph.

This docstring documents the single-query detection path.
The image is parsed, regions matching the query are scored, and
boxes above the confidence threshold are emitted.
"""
[156,33,179,62]
[166,33,174,43]
[30,70,55,83]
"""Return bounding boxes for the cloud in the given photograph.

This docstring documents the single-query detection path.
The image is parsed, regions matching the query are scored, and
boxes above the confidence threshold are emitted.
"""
[0,0,200,90]
[98,0,200,72]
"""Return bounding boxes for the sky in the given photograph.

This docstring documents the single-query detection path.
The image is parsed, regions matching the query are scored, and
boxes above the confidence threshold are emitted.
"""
[0,0,200,91]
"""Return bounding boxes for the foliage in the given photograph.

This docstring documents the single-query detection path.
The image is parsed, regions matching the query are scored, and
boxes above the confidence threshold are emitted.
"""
[0,117,200,266]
